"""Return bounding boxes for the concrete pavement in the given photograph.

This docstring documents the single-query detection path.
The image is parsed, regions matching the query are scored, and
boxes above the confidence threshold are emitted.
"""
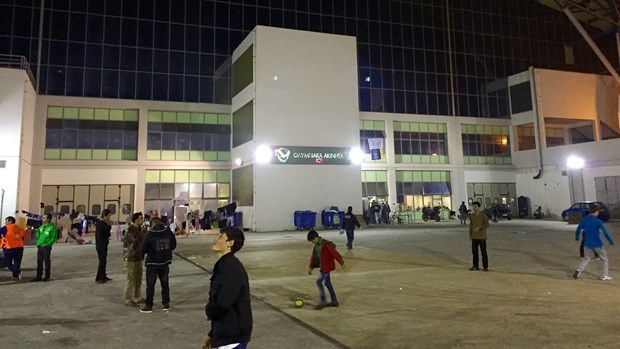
[2,218,620,348]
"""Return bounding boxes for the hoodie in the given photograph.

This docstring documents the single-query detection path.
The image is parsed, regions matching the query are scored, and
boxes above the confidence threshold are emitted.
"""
[141,223,177,266]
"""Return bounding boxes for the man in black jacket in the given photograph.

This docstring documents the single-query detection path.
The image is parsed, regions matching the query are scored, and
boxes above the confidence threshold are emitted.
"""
[341,206,361,250]
[95,209,113,283]
[202,227,252,349]
[140,217,176,313]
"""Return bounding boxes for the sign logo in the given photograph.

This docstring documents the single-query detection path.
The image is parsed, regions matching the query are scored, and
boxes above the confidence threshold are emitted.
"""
[269,146,351,165]
[274,147,291,163]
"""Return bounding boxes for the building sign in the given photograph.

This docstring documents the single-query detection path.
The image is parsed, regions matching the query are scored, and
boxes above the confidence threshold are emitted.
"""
[271,146,351,165]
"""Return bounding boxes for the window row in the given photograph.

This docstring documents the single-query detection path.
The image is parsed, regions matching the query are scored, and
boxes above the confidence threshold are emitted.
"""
[359,89,509,117]
[145,182,229,201]
[39,67,231,103]
[461,134,510,157]
[45,129,138,150]
[46,119,139,131]
[145,169,230,184]
[395,182,452,196]
[362,182,388,197]
[394,132,448,156]
[147,132,230,151]
[37,42,229,75]
[148,123,230,134]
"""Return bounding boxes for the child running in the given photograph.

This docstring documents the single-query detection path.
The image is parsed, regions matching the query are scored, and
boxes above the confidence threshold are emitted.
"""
[573,204,614,280]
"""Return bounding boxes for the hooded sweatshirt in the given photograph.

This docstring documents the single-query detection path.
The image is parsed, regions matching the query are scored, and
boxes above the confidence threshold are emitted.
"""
[141,223,176,266]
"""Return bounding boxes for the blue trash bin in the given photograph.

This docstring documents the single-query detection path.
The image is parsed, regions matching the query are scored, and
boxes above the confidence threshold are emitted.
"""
[294,211,316,230]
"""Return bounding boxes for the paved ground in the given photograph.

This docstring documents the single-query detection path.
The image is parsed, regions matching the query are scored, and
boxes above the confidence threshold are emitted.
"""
[1,218,620,348]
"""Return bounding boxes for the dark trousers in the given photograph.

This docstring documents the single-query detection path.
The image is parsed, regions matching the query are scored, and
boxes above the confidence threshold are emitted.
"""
[345,229,354,249]
[36,246,52,279]
[4,248,24,278]
[471,239,488,269]
[145,264,170,307]
[95,242,108,281]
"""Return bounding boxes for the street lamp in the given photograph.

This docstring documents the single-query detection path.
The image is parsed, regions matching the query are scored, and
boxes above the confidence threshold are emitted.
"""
[566,155,585,204]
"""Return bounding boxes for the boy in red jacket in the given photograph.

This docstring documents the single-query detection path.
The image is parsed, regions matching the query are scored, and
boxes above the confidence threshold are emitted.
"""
[307,230,345,310]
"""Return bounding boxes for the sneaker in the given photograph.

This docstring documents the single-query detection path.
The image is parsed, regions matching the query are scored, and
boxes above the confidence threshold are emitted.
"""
[101,277,113,283]
[328,301,339,307]
[30,278,42,282]
[600,276,613,281]
[314,302,327,310]
[469,267,479,271]
[483,268,489,272]
[162,304,171,311]
[43,278,49,282]
[125,301,139,307]
[11,277,18,282]
[140,306,153,313]
[573,270,580,279]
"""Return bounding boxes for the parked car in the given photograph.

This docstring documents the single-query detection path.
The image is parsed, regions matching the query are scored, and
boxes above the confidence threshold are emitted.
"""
[483,204,512,220]
[561,201,610,221]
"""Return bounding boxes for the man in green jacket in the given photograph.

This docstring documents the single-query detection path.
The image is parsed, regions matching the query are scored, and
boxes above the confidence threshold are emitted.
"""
[469,202,490,271]
[31,213,58,282]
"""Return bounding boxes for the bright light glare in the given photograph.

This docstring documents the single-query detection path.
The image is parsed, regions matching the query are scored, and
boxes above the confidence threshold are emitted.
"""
[566,156,585,169]
[255,145,272,164]
[234,158,242,166]
[349,147,365,164]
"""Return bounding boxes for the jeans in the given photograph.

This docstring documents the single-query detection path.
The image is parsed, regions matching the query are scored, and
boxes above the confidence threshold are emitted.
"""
[316,272,337,303]
[4,248,24,278]
[36,246,52,279]
[95,242,108,281]
[345,230,354,249]
[124,260,143,301]
[471,239,488,269]
[145,264,170,307]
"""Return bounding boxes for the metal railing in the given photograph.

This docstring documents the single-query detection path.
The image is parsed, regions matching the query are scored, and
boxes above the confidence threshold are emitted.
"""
[0,54,37,90]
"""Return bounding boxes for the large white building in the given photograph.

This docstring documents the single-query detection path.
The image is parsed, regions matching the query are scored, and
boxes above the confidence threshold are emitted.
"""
[2,27,620,231]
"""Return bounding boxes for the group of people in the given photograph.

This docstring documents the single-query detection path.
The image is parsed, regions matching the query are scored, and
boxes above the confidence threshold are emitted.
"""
[466,201,614,281]
[364,201,391,225]
[94,209,178,312]
[93,209,252,349]
[1,214,59,282]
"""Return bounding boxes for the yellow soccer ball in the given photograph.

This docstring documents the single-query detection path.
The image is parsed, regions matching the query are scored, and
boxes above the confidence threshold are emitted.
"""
[295,298,304,308]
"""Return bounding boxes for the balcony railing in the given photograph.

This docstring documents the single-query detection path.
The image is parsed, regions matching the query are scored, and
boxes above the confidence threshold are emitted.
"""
[0,54,37,90]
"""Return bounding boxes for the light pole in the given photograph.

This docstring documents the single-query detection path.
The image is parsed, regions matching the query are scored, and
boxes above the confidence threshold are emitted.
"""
[566,155,585,204]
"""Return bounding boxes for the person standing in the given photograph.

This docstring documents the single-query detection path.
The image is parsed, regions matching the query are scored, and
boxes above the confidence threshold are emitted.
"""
[0,216,26,281]
[31,213,58,282]
[140,217,176,313]
[381,202,391,224]
[95,209,113,283]
[307,230,345,309]
[573,205,614,280]
[469,202,490,271]
[459,201,468,225]
[341,206,361,250]
[123,212,145,307]
[202,227,252,349]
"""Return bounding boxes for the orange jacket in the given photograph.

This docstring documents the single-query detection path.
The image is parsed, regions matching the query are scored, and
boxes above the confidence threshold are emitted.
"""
[1,224,25,249]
